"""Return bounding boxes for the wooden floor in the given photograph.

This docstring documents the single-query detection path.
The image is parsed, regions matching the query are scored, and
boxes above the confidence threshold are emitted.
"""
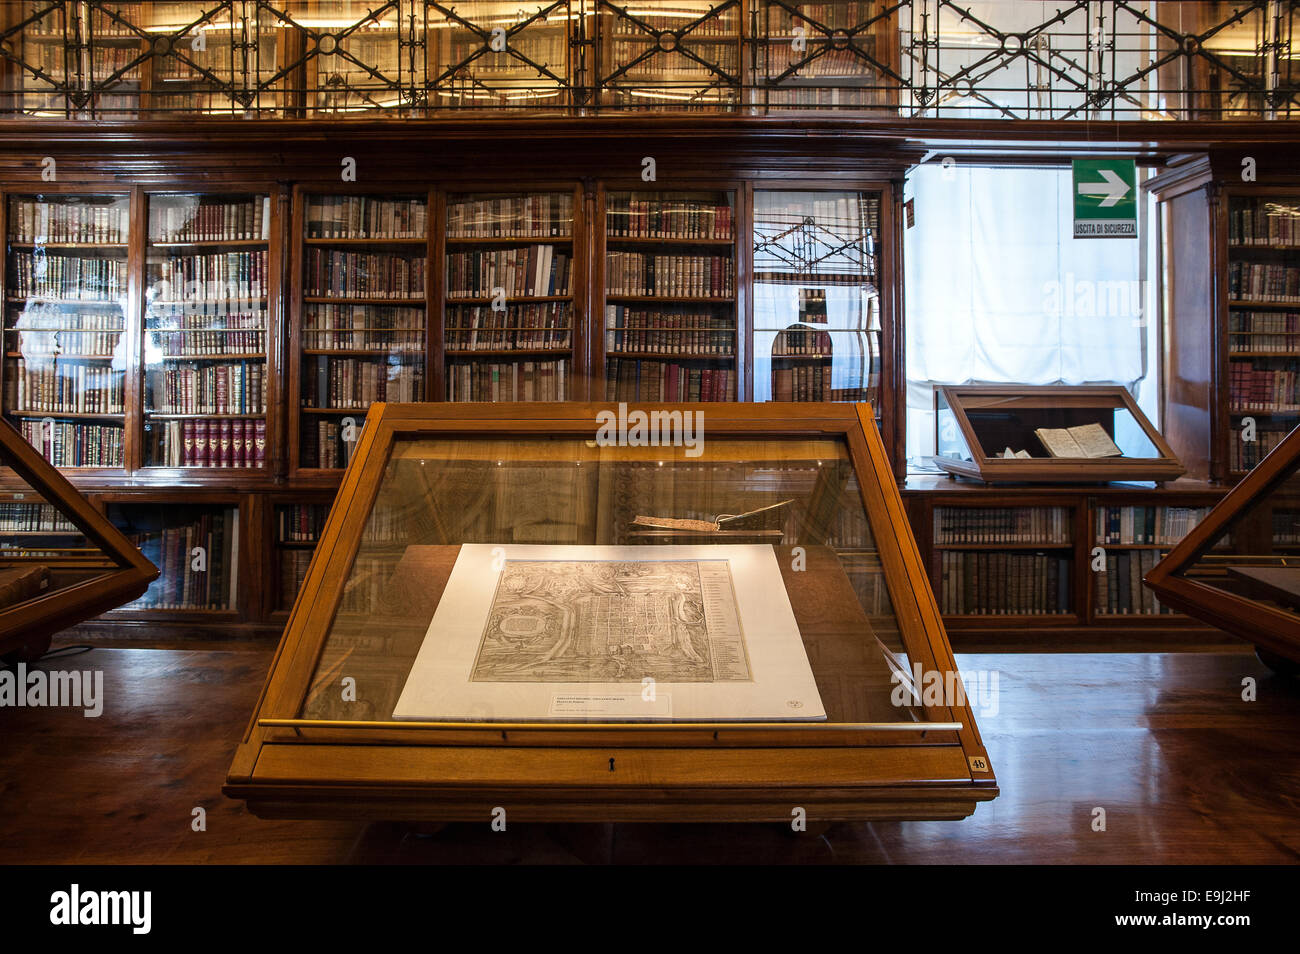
[1,643,1297,864]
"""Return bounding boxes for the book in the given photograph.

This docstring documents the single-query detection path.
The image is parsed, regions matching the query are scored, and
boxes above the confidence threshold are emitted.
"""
[1034,423,1123,459]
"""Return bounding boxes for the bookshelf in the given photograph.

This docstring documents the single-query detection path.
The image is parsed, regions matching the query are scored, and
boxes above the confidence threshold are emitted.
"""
[105,499,241,614]
[427,0,575,112]
[753,1,900,113]
[593,0,743,111]
[443,189,579,401]
[142,192,273,471]
[600,188,739,402]
[752,188,882,415]
[292,190,430,472]
[1225,192,1300,478]
[3,193,131,471]
[1092,504,1213,617]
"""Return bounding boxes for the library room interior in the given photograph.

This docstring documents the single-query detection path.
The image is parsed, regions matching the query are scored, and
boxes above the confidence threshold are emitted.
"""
[0,0,1298,873]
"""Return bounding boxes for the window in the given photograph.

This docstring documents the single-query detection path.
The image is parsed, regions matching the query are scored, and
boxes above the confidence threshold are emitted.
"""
[903,163,1158,468]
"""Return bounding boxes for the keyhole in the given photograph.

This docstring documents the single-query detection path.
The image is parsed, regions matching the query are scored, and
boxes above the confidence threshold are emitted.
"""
[608,757,615,772]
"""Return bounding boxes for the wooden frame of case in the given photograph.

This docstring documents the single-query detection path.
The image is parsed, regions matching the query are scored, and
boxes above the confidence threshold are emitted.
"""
[224,401,997,822]
[1145,423,1300,661]
[932,384,1185,484]
[0,417,157,657]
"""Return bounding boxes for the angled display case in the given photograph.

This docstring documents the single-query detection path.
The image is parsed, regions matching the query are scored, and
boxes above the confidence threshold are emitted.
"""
[0,417,157,660]
[225,402,996,823]
[933,385,1184,484]
[1146,423,1300,674]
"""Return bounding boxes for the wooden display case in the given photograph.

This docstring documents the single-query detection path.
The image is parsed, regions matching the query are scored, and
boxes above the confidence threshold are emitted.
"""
[225,402,997,822]
[1146,423,1300,672]
[0,417,156,659]
[932,385,1184,484]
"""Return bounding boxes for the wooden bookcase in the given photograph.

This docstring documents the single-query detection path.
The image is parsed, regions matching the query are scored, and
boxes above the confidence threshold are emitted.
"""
[903,478,1232,648]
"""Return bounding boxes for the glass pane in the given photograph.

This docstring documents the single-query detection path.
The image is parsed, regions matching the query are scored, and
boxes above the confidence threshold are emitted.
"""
[445,192,574,401]
[299,434,926,727]
[107,502,239,611]
[0,477,117,608]
[142,194,271,468]
[1226,195,1300,474]
[753,190,881,407]
[428,0,573,112]
[1180,467,1300,619]
[300,192,428,469]
[604,190,737,401]
[4,194,129,468]
[957,395,1159,460]
[595,1,741,111]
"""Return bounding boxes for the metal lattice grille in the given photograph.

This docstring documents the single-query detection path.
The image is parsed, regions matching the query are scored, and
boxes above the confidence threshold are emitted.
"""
[0,1,1294,119]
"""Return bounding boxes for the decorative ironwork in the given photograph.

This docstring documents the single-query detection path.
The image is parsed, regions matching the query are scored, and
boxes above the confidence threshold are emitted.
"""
[0,1,1294,119]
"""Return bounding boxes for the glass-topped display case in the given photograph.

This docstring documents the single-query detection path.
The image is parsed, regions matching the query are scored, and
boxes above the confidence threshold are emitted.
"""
[226,402,996,823]
[0,417,156,661]
[1147,423,1300,675]
[933,384,1184,483]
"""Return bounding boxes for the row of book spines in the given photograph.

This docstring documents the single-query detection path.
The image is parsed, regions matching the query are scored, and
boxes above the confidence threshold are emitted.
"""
[606,253,734,297]
[132,514,235,610]
[9,332,122,357]
[305,419,364,470]
[276,505,405,544]
[153,332,267,356]
[305,197,427,239]
[303,357,425,407]
[305,250,426,298]
[150,198,271,242]
[933,507,1071,544]
[1228,199,1300,245]
[1227,363,1300,410]
[1095,550,1168,615]
[447,335,571,352]
[446,196,573,238]
[605,199,733,240]
[773,5,881,30]
[610,14,736,35]
[772,329,835,355]
[613,49,741,77]
[9,254,126,299]
[1094,506,1210,546]
[7,359,124,413]
[0,502,77,533]
[605,330,733,355]
[446,247,571,298]
[605,359,735,402]
[18,419,124,467]
[152,363,266,415]
[1228,262,1300,301]
[155,418,267,468]
[763,48,882,76]
[278,549,312,608]
[1229,429,1290,471]
[771,363,832,402]
[10,200,128,244]
[938,551,1071,616]
[277,505,328,543]
[447,360,568,402]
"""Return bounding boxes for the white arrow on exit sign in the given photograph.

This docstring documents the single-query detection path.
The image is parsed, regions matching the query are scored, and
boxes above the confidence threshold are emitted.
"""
[1077,168,1131,207]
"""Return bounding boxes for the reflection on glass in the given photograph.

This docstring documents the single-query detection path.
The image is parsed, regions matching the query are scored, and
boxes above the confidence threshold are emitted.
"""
[299,435,923,726]
[753,190,881,407]
[107,502,239,611]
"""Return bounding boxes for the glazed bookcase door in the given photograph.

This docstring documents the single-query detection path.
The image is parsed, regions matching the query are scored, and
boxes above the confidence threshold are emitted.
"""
[3,192,131,472]
[141,192,274,472]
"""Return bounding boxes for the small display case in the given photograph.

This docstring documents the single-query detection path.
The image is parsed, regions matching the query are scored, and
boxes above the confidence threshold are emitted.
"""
[933,385,1184,483]
[0,418,156,660]
[1146,423,1300,673]
[225,402,997,823]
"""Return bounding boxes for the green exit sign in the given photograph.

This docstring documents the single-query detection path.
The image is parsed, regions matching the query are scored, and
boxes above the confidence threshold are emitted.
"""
[1072,159,1137,239]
